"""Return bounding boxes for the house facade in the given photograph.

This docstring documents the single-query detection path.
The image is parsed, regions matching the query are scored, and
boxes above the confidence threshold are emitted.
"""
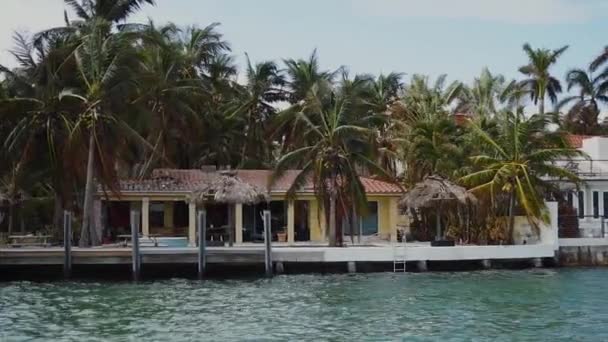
[95,169,404,245]
[557,135,608,237]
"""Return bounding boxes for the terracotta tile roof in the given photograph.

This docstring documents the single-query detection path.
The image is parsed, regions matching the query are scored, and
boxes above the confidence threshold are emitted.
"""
[566,134,593,148]
[110,169,403,194]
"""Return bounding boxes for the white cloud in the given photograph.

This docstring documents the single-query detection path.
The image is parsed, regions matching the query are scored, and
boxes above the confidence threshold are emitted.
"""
[352,0,608,25]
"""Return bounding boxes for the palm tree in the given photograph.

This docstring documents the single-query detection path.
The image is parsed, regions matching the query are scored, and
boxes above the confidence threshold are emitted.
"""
[398,74,462,122]
[456,68,506,118]
[234,56,286,168]
[56,0,154,246]
[271,86,390,246]
[556,68,608,135]
[590,46,608,72]
[518,43,568,115]
[460,110,582,243]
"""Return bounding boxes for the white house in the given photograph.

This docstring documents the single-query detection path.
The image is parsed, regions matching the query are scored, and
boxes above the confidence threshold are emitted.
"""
[557,135,608,237]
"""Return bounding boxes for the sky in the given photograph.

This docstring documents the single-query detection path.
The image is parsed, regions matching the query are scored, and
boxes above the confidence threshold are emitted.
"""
[1,0,608,86]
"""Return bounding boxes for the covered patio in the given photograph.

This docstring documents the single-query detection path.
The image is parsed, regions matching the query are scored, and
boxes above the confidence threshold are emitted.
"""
[95,169,403,246]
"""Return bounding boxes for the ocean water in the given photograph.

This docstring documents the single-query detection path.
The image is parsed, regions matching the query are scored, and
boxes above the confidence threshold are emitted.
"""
[1,269,608,341]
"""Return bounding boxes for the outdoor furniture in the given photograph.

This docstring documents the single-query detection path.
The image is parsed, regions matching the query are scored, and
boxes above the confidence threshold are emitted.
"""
[117,234,161,247]
[9,235,52,248]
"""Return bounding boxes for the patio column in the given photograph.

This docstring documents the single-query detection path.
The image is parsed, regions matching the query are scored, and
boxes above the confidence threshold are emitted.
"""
[188,202,196,246]
[235,204,243,244]
[388,197,398,242]
[287,200,295,244]
[142,197,150,236]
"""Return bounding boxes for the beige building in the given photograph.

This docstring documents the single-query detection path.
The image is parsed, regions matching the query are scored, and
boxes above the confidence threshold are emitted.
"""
[96,169,404,245]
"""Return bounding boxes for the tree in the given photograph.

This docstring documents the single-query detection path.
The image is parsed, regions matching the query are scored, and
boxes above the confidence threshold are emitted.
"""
[56,0,154,246]
[518,43,568,115]
[456,68,506,118]
[557,68,608,135]
[460,110,582,243]
[271,86,389,246]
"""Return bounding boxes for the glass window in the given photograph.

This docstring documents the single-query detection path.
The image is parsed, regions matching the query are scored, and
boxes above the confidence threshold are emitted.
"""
[361,202,378,236]
[604,192,608,218]
[594,191,599,218]
[578,191,585,218]
[149,202,164,227]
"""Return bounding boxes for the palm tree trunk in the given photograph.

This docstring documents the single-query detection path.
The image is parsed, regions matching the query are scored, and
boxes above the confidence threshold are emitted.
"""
[80,132,100,247]
[508,191,516,244]
[539,99,544,116]
[328,193,337,247]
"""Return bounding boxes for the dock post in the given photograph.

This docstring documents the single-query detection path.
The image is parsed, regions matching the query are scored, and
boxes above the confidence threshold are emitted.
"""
[347,261,357,273]
[417,260,428,272]
[130,210,141,281]
[275,261,285,274]
[63,210,72,278]
[263,210,273,277]
[197,209,207,280]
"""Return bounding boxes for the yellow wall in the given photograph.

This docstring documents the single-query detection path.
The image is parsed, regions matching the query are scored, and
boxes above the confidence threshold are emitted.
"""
[163,201,174,228]
[308,198,326,242]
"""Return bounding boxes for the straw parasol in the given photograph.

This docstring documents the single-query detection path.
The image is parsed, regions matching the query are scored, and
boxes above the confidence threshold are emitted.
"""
[400,175,476,241]
[190,170,269,246]
[190,170,269,205]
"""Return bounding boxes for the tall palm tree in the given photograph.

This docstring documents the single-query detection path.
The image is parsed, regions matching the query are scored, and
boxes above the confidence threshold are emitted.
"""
[271,86,390,246]
[56,0,154,246]
[234,56,286,168]
[461,110,582,243]
[557,68,608,135]
[518,43,568,115]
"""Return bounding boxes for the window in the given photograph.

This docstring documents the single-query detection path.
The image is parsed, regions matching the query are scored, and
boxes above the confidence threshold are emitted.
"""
[593,191,599,218]
[604,192,608,218]
[361,202,378,235]
[149,202,165,227]
[578,191,585,218]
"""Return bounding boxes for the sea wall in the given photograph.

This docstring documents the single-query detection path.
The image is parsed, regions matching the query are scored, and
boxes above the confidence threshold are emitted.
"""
[558,238,608,266]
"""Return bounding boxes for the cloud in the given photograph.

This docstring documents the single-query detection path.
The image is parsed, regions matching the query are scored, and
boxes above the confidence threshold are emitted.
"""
[352,0,608,25]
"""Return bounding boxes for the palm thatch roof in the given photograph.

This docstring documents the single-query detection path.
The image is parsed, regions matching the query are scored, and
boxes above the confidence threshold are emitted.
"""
[190,170,269,205]
[400,175,477,209]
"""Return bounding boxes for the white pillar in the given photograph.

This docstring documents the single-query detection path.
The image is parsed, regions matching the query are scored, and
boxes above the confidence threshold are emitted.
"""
[287,200,295,245]
[188,202,196,246]
[142,197,150,236]
[235,203,243,244]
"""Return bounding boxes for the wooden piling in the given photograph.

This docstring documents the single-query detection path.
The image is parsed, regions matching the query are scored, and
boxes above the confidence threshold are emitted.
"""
[63,211,72,278]
[197,209,207,280]
[130,210,141,281]
[263,210,273,277]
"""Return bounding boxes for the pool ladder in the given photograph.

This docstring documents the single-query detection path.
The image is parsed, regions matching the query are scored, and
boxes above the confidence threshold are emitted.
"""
[393,229,407,272]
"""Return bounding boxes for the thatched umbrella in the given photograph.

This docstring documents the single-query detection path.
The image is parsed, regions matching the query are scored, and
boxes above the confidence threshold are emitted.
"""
[400,175,476,241]
[190,170,269,246]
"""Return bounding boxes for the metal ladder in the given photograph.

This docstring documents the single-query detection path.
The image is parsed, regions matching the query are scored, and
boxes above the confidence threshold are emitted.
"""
[393,229,407,272]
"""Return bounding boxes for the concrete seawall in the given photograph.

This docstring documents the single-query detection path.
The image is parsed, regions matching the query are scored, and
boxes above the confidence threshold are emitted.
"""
[559,239,608,266]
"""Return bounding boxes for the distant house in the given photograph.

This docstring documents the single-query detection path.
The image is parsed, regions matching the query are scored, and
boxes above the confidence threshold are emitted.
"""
[555,135,608,237]
[95,169,403,245]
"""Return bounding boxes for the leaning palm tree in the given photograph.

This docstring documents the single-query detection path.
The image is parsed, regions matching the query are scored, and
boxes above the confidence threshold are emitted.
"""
[271,86,390,247]
[460,110,583,243]
[556,68,608,135]
[518,43,568,115]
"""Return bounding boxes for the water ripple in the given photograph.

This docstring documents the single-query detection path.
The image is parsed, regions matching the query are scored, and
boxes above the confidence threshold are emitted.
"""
[2,269,608,341]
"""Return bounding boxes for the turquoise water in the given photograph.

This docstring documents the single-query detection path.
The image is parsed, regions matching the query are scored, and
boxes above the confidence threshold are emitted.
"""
[2,269,608,341]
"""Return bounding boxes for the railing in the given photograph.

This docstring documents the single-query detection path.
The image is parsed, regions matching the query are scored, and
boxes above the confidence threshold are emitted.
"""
[552,159,608,178]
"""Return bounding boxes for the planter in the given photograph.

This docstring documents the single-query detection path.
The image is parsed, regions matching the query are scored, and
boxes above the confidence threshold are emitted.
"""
[431,240,455,247]
[277,232,287,242]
